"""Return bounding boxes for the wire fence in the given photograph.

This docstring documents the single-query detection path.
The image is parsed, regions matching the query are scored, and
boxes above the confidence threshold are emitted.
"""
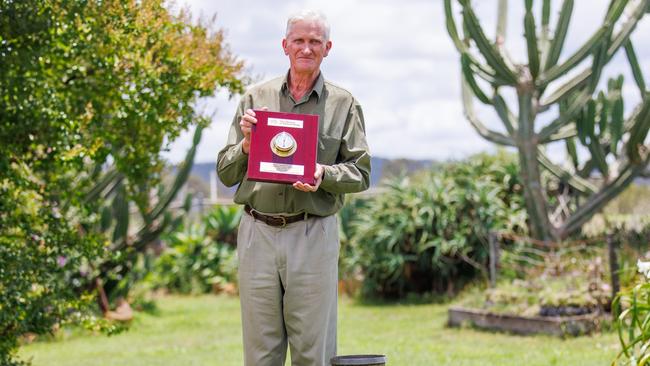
[488,231,620,300]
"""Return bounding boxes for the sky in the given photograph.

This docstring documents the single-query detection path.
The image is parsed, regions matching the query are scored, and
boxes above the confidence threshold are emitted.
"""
[163,0,650,164]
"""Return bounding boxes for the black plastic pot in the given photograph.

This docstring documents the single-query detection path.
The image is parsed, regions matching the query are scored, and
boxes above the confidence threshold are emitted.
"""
[330,354,387,365]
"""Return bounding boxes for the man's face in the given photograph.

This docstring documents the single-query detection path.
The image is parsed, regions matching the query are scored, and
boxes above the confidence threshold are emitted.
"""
[282,20,332,74]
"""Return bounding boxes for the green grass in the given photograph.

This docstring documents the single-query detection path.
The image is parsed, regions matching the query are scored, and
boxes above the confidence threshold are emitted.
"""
[19,295,619,365]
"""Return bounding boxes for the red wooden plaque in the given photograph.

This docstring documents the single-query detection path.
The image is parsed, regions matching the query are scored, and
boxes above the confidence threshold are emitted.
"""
[247,110,319,185]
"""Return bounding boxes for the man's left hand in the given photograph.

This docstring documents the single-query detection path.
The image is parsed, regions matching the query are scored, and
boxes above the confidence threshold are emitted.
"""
[293,164,325,192]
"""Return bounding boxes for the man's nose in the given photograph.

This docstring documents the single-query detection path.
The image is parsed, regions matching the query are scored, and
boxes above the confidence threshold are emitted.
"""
[300,45,312,54]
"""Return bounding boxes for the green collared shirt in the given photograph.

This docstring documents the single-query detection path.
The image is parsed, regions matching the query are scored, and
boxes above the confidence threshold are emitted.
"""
[217,72,371,216]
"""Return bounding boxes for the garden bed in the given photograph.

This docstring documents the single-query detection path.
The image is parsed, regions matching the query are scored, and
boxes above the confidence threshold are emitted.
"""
[447,306,606,337]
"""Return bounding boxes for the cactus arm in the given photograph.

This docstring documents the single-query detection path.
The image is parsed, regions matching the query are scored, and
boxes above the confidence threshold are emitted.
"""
[624,41,647,94]
[111,201,185,253]
[538,90,591,142]
[444,0,493,78]
[626,97,650,163]
[589,39,610,92]
[539,69,590,107]
[496,0,507,42]
[97,205,111,234]
[524,0,540,79]
[577,158,597,178]
[610,91,625,156]
[83,168,121,203]
[543,0,574,72]
[541,0,551,31]
[588,138,609,178]
[461,54,491,104]
[566,137,580,168]
[493,93,517,135]
[111,218,167,252]
[468,61,503,86]
[585,100,598,143]
[134,216,170,251]
[443,0,504,85]
[182,192,192,212]
[460,3,518,85]
[494,0,522,73]
[539,0,552,69]
[604,0,630,23]
[147,125,202,220]
[444,0,468,53]
[597,91,608,135]
[606,0,646,59]
[559,155,649,238]
[540,26,609,86]
[112,183,129,242]
[623,100,647,130]
[544,124,577,142]
[462,80,515,146]
[537,147,597,194]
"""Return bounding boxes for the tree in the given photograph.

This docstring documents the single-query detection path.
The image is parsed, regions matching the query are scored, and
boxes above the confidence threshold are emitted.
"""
[444,0,649,242]
[0,1,245,364]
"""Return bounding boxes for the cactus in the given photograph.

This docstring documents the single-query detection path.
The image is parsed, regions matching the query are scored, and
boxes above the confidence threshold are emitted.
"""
[445,0,649,241]
[84,125,202,305]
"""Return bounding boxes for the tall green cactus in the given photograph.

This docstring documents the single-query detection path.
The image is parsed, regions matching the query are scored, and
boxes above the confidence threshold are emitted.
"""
[84,125,203,305]
[445,0,650,241]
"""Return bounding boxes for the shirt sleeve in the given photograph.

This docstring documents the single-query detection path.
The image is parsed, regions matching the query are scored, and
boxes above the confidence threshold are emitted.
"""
[319,99,371,194]
[216,100,248,187]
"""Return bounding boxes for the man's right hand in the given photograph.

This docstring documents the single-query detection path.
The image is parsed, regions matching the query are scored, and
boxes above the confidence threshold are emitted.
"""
[240,107,268,154]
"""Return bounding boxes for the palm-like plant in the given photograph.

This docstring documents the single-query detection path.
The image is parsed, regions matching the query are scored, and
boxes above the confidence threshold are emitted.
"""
[205,204,242,247]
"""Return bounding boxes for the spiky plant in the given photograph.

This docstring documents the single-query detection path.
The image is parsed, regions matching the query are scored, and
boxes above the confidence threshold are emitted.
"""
[81,126,202,310]
[445,0,650,241]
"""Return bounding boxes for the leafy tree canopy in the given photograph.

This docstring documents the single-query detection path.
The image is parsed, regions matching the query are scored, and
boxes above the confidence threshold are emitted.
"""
[0,1,245,364]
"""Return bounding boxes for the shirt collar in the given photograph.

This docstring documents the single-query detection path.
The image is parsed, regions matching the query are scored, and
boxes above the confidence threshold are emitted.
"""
[282,71,324,101]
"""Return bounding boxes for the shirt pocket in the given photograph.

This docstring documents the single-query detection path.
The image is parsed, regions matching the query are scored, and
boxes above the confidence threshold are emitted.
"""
[317,134,341,165]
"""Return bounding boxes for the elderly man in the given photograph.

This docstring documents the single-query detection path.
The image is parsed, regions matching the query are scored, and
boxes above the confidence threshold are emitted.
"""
[217,10,370,366]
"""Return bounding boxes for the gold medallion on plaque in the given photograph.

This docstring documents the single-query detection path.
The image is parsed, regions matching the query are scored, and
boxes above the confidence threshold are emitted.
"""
[270,131,297,157]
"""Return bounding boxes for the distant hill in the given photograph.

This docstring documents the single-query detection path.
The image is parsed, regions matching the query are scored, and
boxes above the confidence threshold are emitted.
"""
[190,156,435,199]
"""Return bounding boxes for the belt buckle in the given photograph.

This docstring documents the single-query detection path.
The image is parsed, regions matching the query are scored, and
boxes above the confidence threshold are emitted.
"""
[249,207,288,228]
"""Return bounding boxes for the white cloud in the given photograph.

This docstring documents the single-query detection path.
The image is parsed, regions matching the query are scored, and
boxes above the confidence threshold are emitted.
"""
[164,0,650,164]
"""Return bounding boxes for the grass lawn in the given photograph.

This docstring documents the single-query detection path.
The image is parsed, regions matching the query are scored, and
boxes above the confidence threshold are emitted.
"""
[19,295,619,365]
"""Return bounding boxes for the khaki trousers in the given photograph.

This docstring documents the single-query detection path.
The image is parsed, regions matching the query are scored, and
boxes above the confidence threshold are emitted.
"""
[237,212,339,366]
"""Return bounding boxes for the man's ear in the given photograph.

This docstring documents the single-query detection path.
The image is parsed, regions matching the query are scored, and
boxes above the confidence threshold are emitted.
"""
[324,40,332,57]
[282,38,288,55]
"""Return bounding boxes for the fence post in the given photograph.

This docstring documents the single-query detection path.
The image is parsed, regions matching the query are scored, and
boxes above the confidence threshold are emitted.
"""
[197,191,204,217]
[489,231,499,288]
[608,234,620,300]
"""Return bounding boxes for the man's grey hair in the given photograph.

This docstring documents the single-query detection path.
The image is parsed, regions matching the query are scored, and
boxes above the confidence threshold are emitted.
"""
[285,10,330,41]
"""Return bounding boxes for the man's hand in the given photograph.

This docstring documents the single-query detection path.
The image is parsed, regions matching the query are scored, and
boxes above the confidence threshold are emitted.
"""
[293,164,325,192]
[240,107,268,154]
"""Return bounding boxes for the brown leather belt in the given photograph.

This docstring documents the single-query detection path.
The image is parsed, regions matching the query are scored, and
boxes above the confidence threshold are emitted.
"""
[244,205,313,227]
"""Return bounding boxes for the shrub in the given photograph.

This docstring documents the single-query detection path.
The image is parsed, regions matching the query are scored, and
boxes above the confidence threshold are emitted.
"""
[1,0,244,362]
[146,206,241,294]
[347,152,527,299]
